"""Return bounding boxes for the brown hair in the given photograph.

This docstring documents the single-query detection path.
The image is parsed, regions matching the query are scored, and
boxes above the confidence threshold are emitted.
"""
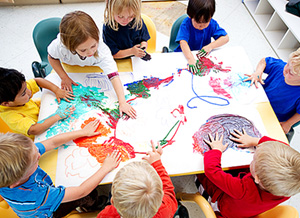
[0,133,33,187]
[104,0,142,31]
[60,11,99,56]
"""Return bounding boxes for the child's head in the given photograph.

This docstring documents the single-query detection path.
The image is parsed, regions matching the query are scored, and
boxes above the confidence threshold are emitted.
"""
[250,141,300,197]
[111,161,163,218]
[104,0,142,31]
[0,67,31,107]
[0,133,40,188]
[60,11,99,58]
[187,0,215,30]
[284,47,300,85]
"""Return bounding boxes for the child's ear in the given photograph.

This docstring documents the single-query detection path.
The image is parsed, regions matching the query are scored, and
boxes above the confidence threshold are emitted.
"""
[254,175,260,184]
[1,101,10,106]
[110,197,114,206]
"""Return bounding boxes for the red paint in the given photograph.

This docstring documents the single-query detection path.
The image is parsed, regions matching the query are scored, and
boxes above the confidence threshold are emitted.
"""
[209,77,232,99]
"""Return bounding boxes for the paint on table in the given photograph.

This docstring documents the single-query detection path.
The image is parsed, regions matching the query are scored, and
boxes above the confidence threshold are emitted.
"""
[192,114,262,155]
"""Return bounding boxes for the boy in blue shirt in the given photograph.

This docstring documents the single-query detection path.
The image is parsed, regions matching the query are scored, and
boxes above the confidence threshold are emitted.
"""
[244,48,300,137]
[174,0,229,73]
[0,119,121,218]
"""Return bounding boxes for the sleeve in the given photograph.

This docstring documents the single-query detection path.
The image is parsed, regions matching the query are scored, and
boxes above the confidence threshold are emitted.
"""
[97,38,118,75]
[151,160,178,217]
[35,142,46,155]
[1,112,35,137]
[140,19,151,42]
[264,57,286,75]
[258,136,290,146]
[47,34,63,60]
[204,149,247,199]
[45,185,66,212]
[27,79,40,96]
[175,17,191,44]
[103,24,120,55]
[211,19,228,40]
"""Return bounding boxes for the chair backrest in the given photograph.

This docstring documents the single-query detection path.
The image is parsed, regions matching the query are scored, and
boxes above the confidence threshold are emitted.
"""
[254,205,299,218]
[0,117,12,133]
[141,14,156,53]
[32,17,61,75]
[169,14,188,52]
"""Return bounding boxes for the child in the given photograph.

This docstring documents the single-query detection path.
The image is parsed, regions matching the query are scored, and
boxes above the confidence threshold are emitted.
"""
[196,131,300,218]
[174,0,229,73]
[0,119,121,218]
[244,48,300,135]
[0,67,74,139]
[97,141,178,218]
[103,0,150,60]
[47,10,136,119]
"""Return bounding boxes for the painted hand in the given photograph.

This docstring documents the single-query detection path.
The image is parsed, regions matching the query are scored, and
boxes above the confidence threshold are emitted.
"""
[56,105,76,119]
[102,150,122,172]
[203,132,228,152]
[188,63,198,74]
[230,129,259,148]
[119,102,136,119]
[55,88,75,103]
[81,119,102,137]
[197,48,208,58]
[142,140,163,164]
[61,77,78,92]
[243,72,265,88]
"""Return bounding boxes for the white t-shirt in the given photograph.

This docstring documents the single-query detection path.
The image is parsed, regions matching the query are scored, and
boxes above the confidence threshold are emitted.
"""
[47,34,118,75]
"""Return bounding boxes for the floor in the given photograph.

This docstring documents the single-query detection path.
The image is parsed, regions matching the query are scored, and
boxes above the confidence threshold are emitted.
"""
[0,0,299,217]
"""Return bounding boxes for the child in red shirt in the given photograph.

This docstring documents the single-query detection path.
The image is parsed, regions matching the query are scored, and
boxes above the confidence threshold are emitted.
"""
[197,131,300,218]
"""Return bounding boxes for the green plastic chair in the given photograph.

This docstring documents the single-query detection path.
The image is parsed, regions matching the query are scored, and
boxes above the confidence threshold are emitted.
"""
[32,17,61,78]
[163,14,188,53]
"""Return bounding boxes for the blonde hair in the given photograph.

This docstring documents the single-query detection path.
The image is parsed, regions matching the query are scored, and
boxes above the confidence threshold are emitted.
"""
[112,161,163,218]
[104,0,142,31]
[0,133,33,187]
[60,11,99,56]
[289,47,300,76]
[254,141,300,197]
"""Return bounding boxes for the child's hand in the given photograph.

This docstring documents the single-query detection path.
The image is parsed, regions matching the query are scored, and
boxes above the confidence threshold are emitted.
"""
[81,119,102,137]
[132,44,146,58]
[203,132,228,152]
[230,129,260,148]
[200,45,212,56]
[101,150,122,172]
[119,102,136,119]
[142,140,163,164]
[55,88,75,103]
[61,77,78,92]
[280,121,291,134]
[56,105,76,119]
[243,71,265,88]
[188,59,198,74]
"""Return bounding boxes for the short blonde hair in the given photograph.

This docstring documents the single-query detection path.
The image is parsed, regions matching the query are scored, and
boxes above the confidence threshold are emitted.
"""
[289,47,300,76]
[104,0,142,31]
[60,11,99,56]
[112,161,163,218]
[0,133,33,187]
[255,141,300,197]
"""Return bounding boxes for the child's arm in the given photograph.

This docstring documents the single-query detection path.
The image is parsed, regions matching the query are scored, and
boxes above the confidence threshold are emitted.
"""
[230,129,260,148]
[280,113,300,134]
[27,105,75,136]
[201,35,229,55]
[244,58,266,88]
[62,150,121,203]
[41,119,101,152]
[48,55,78,92]
[180,40,197,67]
[113,44,146,59]
[110,76,136,119]
[34,78,74,103]
[142,140,162,164]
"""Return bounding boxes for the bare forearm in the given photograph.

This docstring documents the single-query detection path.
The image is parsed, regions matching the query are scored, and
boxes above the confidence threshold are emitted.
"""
[34,78,60,94]
[208,35,229,49]
[62,166,111,202]
[28,114,61,135]
[110,76,126,104]
[255,58,266,75]
[48,55,69,80]
[180,40,195,65]
[113,49,134,59]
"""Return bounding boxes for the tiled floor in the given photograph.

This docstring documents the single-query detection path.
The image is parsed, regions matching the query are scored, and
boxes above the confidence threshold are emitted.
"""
[0,0,299,217]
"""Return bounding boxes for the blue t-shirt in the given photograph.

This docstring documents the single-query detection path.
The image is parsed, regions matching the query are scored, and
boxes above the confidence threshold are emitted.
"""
[103,18,150,56]
[174,17,227,52]
[0,142,65,218]
[263,57,300,122]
